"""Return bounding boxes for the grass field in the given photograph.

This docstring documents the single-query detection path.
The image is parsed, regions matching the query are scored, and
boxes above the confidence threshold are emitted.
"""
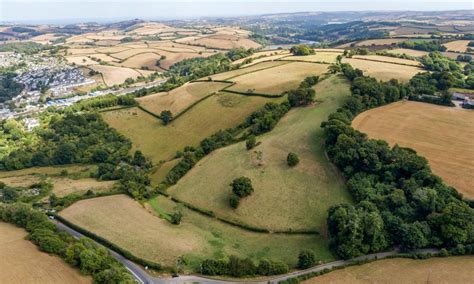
[52,178,116,197]
[385,48,429,57]
[119,52,162,70]
[210,61,287,81]
[182,35,260,50]
[281,52,343,63]
[342,58,423,82]
[232,50,289,65]
[168,76,352,232]
[59,194,333,270]
[352,101,474,199]
[136,81,232,116]
[0,165,93,178]
[304,256,474,284]
[227,62,328,95]
[355,38,406,46]
[444,40,471,52]
[103,93,283,163]
[89,65,141,86]
[0,222,90,284]
[351,55,422,66]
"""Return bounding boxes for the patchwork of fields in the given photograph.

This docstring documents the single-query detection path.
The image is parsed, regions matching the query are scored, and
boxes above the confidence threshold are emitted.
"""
[352,101,474,199]
[0,222,90,284]
[168,76,352,232]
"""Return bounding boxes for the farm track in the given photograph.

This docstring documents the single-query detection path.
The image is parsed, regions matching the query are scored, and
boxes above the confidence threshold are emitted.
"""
[54,218,440,284]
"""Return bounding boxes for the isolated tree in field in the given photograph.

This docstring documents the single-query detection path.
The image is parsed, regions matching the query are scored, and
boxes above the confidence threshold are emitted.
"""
[160,110,172,125]
[297,250,316,269]
[246,135,257,150]
[336,55,343,64]
[290,44,315,56]
[231,176,253,198]
[287,152,300,167]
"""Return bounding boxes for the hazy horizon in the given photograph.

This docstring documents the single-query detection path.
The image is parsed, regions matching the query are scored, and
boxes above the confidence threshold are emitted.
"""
[1,0,473,24]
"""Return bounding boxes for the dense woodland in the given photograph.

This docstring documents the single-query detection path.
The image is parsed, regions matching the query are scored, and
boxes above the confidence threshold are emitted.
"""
[322,64,474,259]
[0,73,24,103]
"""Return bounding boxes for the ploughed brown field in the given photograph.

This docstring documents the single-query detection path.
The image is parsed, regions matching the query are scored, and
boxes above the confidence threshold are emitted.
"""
[352,101,474,199]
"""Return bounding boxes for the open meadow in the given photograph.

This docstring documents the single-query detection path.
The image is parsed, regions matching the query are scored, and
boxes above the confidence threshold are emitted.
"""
[0,222,90,284]
[136,81,232,116]
[168,76,352,232]
[59,194,333,270]
[281,51,343,63]
[342,57,423,82]
[303,256,474,284]
[103,93,283,164]
[227,62,328,95]
[385,48,429,57]
[352,101,474,199]
[354,38,407,46]
[351,54,422,66]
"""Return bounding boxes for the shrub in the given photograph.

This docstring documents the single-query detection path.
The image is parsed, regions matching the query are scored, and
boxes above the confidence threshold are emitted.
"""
[230,176,253,198]
[287,152,300,167]
[297,250,316,269]
[246,135,257,150]
[170,211,182,225]
[229,194,240,209]
[290,45,315,56]
[160,110,173,125]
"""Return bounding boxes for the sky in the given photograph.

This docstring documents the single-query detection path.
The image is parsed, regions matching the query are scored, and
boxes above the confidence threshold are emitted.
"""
[0,0,473,24]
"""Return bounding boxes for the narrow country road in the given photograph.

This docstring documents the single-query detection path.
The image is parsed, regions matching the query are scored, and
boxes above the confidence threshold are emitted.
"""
[54,219,440,284]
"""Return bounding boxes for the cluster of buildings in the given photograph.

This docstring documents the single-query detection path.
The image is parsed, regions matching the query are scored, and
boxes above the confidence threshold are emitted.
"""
[452,92,474,109]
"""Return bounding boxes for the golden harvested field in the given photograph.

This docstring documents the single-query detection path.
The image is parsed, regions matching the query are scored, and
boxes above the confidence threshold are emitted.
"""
[66,48,98,55]
[136,81,231,116]
[210,61,287,81]
[227,62,328,95]
[0,222,90,284]
[120,52,162,70]
[168,76,352,231]
[352,101,474,199]
[342,58,422,82]
[443,40,471,52]
[183,35,260,50]
[386,48,429,57]
[304,256,474,284]
[59,194,332,269]
[351,55,422,66]
[232,50,289,65]
[89,65,141,86]
[103,93,281,163]
[281,52,343,63]
[109,48,159,60]
[52,178,115,197]
[155,51,210,70]
[65,56,98,66]
[355,38,407,46]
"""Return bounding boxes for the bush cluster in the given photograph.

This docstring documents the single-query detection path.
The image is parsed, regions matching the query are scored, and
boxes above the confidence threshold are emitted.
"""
[201,255,288,277]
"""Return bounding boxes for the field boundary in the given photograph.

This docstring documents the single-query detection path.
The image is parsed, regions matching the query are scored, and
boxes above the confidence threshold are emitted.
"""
[348,56,422,67]
[157,191,319,235]
[220,89,285,98]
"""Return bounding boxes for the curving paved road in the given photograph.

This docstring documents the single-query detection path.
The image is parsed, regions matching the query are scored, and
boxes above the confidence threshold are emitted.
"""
[54,219,440,284]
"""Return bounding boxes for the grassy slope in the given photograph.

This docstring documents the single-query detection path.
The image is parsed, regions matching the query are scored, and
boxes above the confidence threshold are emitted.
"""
[168,76,353,232]
[60,194,333,270]
[102,93,284,164]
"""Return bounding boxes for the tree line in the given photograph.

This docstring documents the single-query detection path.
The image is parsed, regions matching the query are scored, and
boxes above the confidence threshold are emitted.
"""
[322,64,474,260]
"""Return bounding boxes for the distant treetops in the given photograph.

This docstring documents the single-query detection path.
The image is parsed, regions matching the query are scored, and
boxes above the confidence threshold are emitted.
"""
[290,44,315,56]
